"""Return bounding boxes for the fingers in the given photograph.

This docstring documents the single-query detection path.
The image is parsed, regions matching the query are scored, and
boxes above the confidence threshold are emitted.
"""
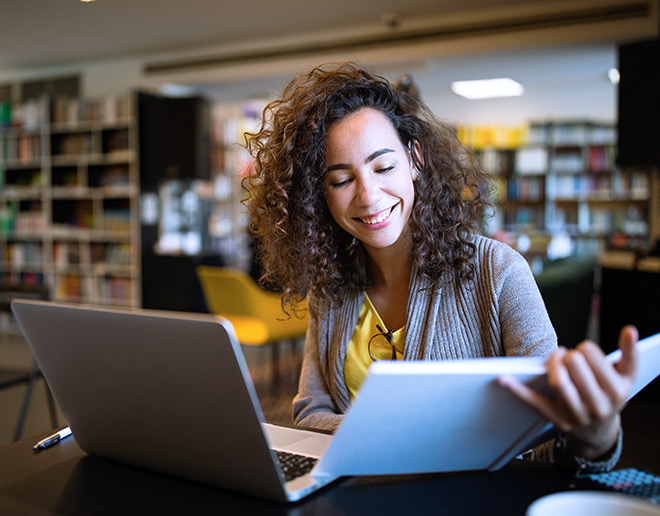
[616,324,639,379]
[546,348,591,429]
[560,345,613,421]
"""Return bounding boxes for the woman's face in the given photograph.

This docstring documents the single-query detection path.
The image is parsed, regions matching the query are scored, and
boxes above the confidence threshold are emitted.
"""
[324,108,418,253]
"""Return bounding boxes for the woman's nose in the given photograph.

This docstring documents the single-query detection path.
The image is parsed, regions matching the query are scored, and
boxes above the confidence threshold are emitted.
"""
[355,175,381,205]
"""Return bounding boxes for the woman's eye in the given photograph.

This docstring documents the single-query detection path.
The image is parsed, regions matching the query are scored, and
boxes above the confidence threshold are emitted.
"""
[330,178,351,188]
[375,165,395,173]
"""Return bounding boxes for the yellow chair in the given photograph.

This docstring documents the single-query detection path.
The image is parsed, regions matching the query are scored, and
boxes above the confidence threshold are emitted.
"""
[195,266,308,381]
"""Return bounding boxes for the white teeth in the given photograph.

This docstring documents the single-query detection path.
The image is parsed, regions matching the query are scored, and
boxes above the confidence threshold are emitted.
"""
[360,209,390,225]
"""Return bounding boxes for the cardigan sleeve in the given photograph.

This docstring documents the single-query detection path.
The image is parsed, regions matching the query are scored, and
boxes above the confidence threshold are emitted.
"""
[492,242,557,358]
[292,309,344,432]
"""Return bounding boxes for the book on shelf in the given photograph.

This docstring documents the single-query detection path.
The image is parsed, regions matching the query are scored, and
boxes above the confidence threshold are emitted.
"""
[55,274,83,300]
[506,177,543,202]
[514,147,547,175]
[52,242,81,268]
[588,145,615,173]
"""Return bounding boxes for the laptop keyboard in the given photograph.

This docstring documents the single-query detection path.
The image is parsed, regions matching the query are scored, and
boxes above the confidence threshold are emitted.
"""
[276,450,318,482]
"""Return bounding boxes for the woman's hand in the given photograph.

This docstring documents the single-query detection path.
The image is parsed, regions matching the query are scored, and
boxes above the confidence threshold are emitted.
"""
[499,325,638,460]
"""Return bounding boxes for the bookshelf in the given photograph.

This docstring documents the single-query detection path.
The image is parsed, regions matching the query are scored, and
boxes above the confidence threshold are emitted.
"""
[208,101,264,271]
[461,120,652,261]
[0,94,141,308]
[544,121,649,258]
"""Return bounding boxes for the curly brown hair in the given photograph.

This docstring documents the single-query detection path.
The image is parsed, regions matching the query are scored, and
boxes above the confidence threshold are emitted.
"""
[244,63,491,312]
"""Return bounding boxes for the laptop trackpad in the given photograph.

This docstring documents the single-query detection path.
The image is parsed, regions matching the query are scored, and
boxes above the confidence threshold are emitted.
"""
[263,423,333,458]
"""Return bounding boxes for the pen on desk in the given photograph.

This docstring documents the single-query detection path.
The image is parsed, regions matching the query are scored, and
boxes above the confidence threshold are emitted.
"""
[33,427,72,452]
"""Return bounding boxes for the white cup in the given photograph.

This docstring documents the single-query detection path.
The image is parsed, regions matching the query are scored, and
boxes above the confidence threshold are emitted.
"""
[527,491,660,516]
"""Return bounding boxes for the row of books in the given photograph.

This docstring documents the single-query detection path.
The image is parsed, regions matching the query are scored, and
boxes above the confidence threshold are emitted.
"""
[457,124,528,150]
[0,97,49,130]
[546,171,649,200]
[501,207,650,242]
[51,95,134,126]
[505,176,544,202]
[49,131,131,158]
[3,241,134,269]
[0,133,42,164]
[91,165,130,188]
[588,207,649,236]
[587,145,616,173]
[458,122,616,151]
[51,133,94,156]
[548,204,649,237]
[54,274,83,299]
[96,275,135,303]
[102,208,131,233]
[550,152,585,174]
[1,94,134,131]
[90,243,133,267]
[54,273,135,303]
[11,211,48,233]
[0,271,44,286]
[1,132,132,165]
[512,145,616,176]
[501,206,545,229]
[52,242,81,268]
[2,242,43,266]
[527,122,616,147]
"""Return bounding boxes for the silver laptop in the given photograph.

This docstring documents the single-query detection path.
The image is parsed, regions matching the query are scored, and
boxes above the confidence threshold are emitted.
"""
[11,299,337,502]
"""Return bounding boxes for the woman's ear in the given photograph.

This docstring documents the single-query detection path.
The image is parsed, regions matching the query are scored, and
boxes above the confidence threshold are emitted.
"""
[409,140,423,180]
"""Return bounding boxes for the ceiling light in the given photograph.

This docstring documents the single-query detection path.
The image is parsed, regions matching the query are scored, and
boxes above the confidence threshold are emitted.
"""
[608,68,620,85]
[451,78,524,100]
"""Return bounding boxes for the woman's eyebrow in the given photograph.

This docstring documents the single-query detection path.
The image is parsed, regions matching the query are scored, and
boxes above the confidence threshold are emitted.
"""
[326,148,395,173]
[365,148,395,163]
[326,163,349,173]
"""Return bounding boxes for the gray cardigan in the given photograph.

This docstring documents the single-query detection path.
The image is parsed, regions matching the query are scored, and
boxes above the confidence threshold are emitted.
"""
[292,235,621,471]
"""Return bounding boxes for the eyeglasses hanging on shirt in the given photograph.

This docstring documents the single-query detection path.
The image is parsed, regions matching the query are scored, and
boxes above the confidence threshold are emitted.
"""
[368,324,397,361]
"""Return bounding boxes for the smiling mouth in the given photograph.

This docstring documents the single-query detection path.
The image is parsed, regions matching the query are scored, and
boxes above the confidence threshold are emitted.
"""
[357,206,395,225]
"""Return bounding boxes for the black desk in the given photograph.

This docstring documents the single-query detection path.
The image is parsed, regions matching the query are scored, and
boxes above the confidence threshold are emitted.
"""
[0,433,580,516]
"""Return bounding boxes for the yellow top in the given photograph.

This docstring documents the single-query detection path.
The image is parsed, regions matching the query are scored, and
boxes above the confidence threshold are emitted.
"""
[344,293,405,400]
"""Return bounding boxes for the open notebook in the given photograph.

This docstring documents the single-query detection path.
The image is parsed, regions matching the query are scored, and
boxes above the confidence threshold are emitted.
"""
[11,299,660,500]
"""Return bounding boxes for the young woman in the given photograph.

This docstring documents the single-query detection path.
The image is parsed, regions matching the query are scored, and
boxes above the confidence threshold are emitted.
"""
[244,63,637,471]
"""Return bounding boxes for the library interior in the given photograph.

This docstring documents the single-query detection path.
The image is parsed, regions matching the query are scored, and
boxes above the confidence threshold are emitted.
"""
[1,0,660,514]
